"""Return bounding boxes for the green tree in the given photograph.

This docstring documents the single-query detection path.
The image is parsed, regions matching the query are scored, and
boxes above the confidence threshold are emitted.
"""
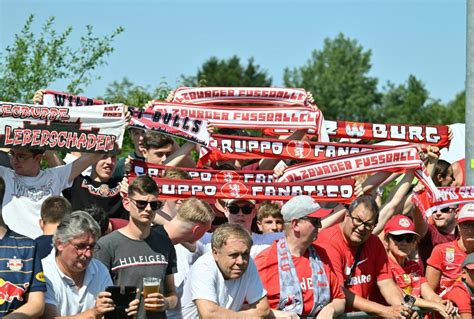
[0,14,123,103]
[102,77,173,156]
[445,91,465,123]
[182,55,272,87]
[284,33,380,122]
[102,77,171,107]
[375,75,452,125]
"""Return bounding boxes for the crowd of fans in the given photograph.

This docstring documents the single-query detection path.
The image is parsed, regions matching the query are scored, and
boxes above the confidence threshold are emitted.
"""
[0,90,471,319]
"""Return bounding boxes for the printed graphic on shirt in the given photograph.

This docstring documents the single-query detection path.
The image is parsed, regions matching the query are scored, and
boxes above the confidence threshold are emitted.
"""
[0,278,27,304]
[14,179,53,201]
[80,179,120,197]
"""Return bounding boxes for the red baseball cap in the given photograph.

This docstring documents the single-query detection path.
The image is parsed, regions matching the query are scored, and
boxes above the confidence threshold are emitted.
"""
[384,215,419,236]
[457,203,474,224]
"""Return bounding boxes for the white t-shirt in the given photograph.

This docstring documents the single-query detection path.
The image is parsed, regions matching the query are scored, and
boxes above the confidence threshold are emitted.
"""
[0,164,73,239]
[42,251,113,316]
[198,231,283,258]
[181,252,266,318]
[167,244,199,319]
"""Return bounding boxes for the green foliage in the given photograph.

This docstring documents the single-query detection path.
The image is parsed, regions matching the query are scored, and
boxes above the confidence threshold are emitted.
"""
[445,91,465,123]
[0,14,123,103]
[102,77,173,157]
[375,75,461,125]
[284,33,380,122]
[182,55,272,87]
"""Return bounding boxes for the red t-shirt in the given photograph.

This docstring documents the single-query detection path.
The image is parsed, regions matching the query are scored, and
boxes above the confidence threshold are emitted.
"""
[426,240,466,294]
[315,225,391,306]
[419,224,457,267]
[255,242,344,316]
[370,258,426,305]
[443,281,473,315]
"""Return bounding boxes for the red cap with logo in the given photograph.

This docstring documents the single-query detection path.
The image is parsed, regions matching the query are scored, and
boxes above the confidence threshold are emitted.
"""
[384,215,419,236]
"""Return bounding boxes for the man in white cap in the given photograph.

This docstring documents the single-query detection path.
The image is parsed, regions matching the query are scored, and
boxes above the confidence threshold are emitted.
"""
[426,203,474,295]
[255,195,345,318]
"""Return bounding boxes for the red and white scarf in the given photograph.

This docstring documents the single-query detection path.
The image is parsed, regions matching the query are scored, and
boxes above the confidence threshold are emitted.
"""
[278,144,440,198]
[0,102,126,153]
[412,187,474,217]
[131,160,276,183]
[42,90,107,106]
[264,120,451,148]
[202,134,384,163]
[129,107,210,146]
[128,174,356,203]
[148,101,323,133]
[172,87,311,106]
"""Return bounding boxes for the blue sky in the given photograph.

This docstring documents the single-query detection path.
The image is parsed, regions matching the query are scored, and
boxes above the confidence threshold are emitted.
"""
[0,0,466,103]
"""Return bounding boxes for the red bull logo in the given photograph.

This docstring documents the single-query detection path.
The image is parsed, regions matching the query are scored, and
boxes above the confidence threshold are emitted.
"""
[0,279,27,304]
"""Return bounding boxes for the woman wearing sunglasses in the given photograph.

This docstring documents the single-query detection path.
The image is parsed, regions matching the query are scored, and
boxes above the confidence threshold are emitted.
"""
[372,215,457,318]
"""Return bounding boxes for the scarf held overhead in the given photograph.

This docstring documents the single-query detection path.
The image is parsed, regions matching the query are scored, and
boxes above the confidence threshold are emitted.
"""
[172,87,311,106]
[131,160,276,183]
[128,175,356,203]
[278,144,440,198]
[129,107,210,146]
[149,101,323,133]
[412,187,474,217]
[0,102,126,153]
[202,134,385,163]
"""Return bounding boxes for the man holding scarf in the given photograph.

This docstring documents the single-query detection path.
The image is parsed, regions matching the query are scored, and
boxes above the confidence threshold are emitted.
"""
[255,195,345,318]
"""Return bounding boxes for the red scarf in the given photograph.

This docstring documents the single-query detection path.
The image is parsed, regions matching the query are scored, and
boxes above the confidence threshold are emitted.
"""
[278,144,440,198]
[412,187,474,217]
[128,174,356,203]
[172,87,311,106]
[264,120,450,148]
[131,160,275,183]
[201,134,385,163]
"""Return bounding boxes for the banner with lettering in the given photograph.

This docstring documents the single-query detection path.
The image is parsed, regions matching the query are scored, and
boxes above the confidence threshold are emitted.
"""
[0,102,126,153]
[131,160,275,183]
[171,87,311,106]
[412,187,474,217]
[264,120,450,148]
[129,175,356,203]
[201,134,384,163]
[149,101,323,133]
[278,144,440,198]
[129,107,210,146]
[42,90,107,106]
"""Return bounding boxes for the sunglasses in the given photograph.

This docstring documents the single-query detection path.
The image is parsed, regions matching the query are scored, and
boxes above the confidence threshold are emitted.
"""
[391,234,416,243]
[129,198,163,210]
[228,206,254,215]
[439,207,456,213]
[299,217,322,228]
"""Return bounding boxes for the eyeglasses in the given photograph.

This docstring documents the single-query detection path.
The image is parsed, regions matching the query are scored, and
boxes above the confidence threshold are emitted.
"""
[70,242,96,254]
[348,212,377,230]
[390,234,416,243]
[228,206,254,215]
[299,217,322,228]
[439,207,456,213]
[129,198,163,210]
[8,151,35,162]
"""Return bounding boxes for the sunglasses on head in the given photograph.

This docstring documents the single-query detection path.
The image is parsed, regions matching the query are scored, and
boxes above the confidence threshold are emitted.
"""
[129,198,162,210]
[390,233,416,243]
[228,206,254,215]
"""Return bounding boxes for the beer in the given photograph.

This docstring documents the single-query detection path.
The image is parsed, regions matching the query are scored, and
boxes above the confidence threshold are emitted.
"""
[143,277,160,311]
